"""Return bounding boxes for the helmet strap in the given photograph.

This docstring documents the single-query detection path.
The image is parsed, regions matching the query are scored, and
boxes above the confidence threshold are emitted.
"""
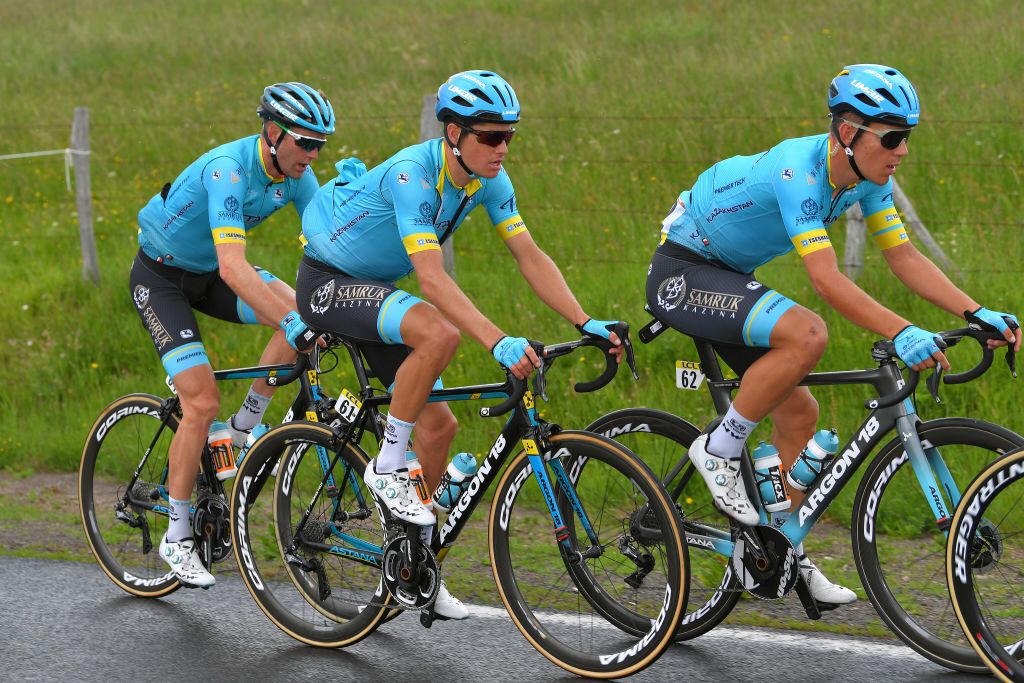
[262,123,287,177]
[832,117,866,182]
[445,124,478,178]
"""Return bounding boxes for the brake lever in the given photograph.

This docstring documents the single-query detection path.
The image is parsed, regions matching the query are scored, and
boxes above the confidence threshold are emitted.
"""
[926,366,943,404]
[530,341,549,401]
[1007,345,1018,379]
[623,333,639,381]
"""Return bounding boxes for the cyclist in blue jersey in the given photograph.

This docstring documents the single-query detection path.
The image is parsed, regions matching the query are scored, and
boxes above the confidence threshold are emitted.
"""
[130,82,334,587]
[647,64,1019,605]
[297,70,623,620]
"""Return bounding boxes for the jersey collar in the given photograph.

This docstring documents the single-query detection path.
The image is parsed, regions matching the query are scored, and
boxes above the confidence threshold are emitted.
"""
[824,137,857,191]
[256,137,285,184]
[436,140,482,198]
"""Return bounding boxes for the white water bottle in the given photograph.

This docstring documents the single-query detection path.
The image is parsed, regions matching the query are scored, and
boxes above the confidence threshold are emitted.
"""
[405,450,433,508]
[433,453,478,513]
[786,429,840,492]
[208,420,236,481]
[752,441,790,512]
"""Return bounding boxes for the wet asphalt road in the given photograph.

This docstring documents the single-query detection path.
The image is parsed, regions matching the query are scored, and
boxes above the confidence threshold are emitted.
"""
[0,556,977,682]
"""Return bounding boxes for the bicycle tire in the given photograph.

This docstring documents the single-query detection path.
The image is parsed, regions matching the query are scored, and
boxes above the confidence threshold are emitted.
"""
[79,393,182,597]
[231,420,391,648]
[947,446,1024,681]
[851,417,1024,673]
[587,407,741,640]
[488,430,688,678]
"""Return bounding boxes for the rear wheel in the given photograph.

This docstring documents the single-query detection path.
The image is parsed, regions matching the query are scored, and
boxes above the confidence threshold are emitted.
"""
[79,393,181,597]
[587,408,740,640]
[231,420,391,647]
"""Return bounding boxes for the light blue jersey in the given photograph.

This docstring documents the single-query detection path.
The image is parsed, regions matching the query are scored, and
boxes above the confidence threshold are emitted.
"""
[137,135,319,273]
[662,134,908,274]
[301,138,526,282]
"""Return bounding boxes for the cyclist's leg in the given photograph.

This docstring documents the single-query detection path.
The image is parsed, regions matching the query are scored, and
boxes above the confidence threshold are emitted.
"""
[296,257,449,525]
[415,403,459,490]
[130,252,220,586]
[196,266,295,441]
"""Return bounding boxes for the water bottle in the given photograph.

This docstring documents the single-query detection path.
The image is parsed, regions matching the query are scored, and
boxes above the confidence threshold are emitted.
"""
[433,453,478,513]
[786,429,840,492]
[405,450,433,508]
[235,423,271,467]
[752,441,790,512]
[208,420,236,481]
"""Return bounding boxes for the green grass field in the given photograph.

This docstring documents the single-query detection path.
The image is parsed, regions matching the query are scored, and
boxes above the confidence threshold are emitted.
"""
[1,0,1022,518]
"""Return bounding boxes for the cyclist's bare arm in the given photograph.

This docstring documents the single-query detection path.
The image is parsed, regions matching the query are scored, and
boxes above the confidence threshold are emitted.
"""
[215,242,294,326]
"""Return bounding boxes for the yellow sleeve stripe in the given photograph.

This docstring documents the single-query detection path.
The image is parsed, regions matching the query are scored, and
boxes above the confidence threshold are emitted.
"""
[791,228,832,257]
[865,208,910,250]
[495,215,527,241]
[212,227,246,245]
[298,233,308,247]
[402,232,441,254]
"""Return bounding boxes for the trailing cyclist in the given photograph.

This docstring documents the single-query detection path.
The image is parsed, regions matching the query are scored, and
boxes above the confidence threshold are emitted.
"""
[646,64,1020,605]
[297,69,623,620]
[130,82,334,587]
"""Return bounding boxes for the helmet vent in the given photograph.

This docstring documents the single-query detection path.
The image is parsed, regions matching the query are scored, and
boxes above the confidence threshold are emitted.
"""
[854,93,881,109]
[470,88,494,105]
[451,96,474,108]
[875,88,901,107]
[884,69,898,76]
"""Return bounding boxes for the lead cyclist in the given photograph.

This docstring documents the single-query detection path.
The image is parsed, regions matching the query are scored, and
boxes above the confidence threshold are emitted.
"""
[646,64,1020,605]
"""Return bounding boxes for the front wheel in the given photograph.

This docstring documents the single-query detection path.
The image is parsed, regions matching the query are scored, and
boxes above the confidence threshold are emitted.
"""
[488,431,688,679]
[852,417,1024,673]
[947,446,1024,681]
[79,393,182,597]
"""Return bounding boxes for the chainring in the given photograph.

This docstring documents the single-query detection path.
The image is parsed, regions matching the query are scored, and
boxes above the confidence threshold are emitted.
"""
[193,492,232,563]
[731,524,798,600]
[381,533,439,609]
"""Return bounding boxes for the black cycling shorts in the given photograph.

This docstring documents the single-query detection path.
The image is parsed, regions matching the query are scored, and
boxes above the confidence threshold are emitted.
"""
[129,249,277,377]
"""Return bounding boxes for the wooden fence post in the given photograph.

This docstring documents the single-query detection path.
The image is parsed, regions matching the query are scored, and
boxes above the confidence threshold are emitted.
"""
[71,107,99,284]
[843,202,865,280]
[420,94,455,277]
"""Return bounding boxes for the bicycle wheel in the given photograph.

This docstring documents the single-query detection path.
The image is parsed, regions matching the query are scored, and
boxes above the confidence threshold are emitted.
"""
[231,420,391,648]
[489,430,688,678]
[79,393,182,597]
[947,446,1024,681]
[852,417,1024,673]
[587,408,741,640]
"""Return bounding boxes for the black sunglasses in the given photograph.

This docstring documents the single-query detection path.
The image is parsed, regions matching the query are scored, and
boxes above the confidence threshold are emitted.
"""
[842,119,913,150]
[277,122,328,152]
[461,125,516,148]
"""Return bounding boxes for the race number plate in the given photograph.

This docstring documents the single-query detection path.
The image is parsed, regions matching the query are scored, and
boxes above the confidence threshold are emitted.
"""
[333,388,363,423]
[676,360,705,390]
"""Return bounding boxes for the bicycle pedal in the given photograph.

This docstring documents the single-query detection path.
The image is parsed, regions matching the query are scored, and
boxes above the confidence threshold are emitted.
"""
[420,610,435,628]
[814,600,841,613]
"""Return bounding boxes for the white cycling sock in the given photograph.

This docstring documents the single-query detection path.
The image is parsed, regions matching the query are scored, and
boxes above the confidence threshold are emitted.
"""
[376,414,415,473]
[707,405,758,460]
[233,388,272,431]
[168,496,192,542]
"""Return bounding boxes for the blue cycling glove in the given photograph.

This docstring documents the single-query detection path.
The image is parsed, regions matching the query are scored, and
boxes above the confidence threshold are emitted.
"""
[970,307,1020,336]
[280,311,315,351]
[576,318,620,341]
[491,336,530,369]
[893,325,943,367]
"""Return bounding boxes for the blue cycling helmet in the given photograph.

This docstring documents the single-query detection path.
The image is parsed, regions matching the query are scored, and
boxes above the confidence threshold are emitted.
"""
[435,70,520,124]
[828,64,920,126]
[258,82,336,135]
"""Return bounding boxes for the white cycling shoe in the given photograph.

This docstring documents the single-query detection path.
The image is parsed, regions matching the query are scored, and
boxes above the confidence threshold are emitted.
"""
[688,434,759,526]
[433,580,470,620]
[800,557,857,604]
[159,533,216,589]
[364,459,436,526]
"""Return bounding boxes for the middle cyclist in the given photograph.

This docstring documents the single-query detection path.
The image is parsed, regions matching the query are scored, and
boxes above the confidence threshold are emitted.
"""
[297,69,622,620]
